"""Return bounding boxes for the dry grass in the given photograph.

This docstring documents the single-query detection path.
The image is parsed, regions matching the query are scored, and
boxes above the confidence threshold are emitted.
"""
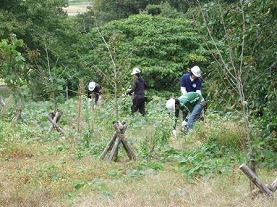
[71,169,277,207]
[0,138,276,207]
[0,99,276,206]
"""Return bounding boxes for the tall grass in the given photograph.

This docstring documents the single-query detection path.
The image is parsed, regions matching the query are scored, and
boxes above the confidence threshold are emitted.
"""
[194,112,247,149]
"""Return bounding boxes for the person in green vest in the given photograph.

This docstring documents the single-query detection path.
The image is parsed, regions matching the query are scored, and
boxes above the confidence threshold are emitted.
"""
[166,92,207,136]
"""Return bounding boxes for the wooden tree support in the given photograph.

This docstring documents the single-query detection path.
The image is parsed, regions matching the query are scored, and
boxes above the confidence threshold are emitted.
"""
[12,107,23,122]
[239,163,277,198]
[47,111,65,135]
[0,98,5,106]
[100,121,136,162]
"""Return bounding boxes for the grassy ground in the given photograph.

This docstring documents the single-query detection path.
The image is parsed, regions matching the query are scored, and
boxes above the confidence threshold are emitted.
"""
[0,97,276,206]
[0,140,276,207]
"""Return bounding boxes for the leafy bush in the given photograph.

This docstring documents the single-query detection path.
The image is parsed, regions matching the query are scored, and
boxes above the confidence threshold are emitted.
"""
[178,145,232,179]
[252,124,277,169]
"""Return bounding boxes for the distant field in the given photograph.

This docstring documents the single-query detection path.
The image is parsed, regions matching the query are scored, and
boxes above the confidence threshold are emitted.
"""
[63,1,92,16]
[68,0,91,5]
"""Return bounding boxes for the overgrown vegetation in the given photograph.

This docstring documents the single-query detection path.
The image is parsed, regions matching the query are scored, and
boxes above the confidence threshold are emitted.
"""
[0,95,276,206]
[0,0,276,206]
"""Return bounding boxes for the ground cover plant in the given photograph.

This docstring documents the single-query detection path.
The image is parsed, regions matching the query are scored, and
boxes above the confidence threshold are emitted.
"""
[0,95,276,207]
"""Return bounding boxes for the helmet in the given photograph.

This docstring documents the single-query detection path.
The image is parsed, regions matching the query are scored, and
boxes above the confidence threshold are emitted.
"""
[88,81,96,91]
[131,67,141,75]
[191,66,201,77]
[166,98,175,112]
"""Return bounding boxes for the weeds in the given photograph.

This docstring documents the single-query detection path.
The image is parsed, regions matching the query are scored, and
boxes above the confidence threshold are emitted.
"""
[0,97,276,206]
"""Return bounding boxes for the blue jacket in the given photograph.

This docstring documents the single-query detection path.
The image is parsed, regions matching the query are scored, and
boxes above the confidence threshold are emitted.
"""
[180,73,202,92]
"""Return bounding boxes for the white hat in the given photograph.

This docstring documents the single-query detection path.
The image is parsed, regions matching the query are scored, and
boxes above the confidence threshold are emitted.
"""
[131,67,141,75]
[166,98,175,112]
[191,66,201,77]
[88,81,96,91]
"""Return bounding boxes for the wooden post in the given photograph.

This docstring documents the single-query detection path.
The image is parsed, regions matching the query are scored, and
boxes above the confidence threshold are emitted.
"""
[270,178,277,192]
[239,164,274,197]
[12,107,23,122]
[100,134,117,159]
[0,98,5,106]
[252,178,277,197]
[100,121,136,162]
[107,137,121,161]
[65,85,69,101]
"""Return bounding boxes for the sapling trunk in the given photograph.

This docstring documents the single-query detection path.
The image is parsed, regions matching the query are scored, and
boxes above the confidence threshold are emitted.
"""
[197,0,256,185]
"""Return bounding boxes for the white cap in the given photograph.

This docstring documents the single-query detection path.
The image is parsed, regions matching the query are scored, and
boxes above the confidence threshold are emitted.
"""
[191,66,201,77]
[131,67,141,75]
[88,81,96,91]
[166,98,175,112]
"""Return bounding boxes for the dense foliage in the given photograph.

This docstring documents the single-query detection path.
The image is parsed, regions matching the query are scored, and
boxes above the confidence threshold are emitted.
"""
[192,0,277,116]
[76,14,209,94]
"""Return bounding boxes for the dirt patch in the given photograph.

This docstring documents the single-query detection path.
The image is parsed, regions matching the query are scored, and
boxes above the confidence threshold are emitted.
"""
[1,149,34,159]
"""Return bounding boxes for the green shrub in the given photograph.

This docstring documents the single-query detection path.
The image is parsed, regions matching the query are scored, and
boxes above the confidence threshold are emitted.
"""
[253,125,277,169]
[193,113,247,150]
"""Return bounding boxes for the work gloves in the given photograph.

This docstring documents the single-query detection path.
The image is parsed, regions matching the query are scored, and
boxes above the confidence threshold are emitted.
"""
[182,120,187,126]
[126,90,132,96]
[172,129,176,137]
[200,102,208,110]
[122,89,132,96]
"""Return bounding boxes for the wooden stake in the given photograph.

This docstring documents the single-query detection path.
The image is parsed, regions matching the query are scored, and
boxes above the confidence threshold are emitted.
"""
[0,98,5,106]
[47,111,65,135]
[270,178,277,192]
[100,134,117,159]
[252,178,277,197]
[239,164,274,197]
[100,121,136,161]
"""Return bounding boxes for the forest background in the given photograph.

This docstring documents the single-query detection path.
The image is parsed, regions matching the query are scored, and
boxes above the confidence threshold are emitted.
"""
[0,0,276,206]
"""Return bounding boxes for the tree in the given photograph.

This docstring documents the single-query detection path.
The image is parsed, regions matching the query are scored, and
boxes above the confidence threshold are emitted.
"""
[188,1,277,115]
[194,0,277,177]
[77,14,209,94]
[0,0,83,101]
[0,36,26,88]
[0,35,27,118]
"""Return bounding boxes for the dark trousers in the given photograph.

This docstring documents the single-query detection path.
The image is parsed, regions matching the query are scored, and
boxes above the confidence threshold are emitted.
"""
[182,110,188,121]
[131,95,145,116]
[183,108,205,122]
